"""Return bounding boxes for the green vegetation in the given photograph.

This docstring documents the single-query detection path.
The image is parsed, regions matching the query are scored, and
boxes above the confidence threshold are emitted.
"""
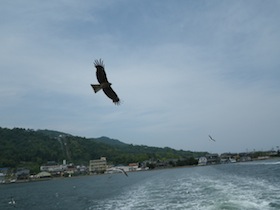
[0,127,206,173]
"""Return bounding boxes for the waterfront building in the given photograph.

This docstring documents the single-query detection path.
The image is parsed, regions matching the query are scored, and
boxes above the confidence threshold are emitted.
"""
[89,157,107,174]
[198,157,207,166]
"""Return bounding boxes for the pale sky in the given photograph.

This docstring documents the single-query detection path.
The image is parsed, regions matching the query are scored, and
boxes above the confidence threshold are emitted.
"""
[1,0,280,154]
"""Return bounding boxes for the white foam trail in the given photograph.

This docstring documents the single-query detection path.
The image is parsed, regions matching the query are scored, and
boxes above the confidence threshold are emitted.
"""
[89,166,280,210]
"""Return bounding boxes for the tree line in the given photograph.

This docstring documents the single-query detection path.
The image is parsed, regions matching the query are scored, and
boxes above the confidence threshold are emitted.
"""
[0,127,207,173]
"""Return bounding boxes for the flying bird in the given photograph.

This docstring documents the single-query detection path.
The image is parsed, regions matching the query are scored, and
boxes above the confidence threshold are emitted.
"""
[91,59,120,105]
[117,168,128,177]
[208,135,216,142]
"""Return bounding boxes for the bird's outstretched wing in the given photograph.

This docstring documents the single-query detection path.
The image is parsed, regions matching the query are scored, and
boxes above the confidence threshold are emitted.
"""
[103,87,120,105]
[118,168,128,177]
[208,135,216,142]
[94,59,108,84]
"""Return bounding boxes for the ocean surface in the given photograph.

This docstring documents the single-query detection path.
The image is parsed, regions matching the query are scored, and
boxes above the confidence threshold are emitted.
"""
[1,158,280,210]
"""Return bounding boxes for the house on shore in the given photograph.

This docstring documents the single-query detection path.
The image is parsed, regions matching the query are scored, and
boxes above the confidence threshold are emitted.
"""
[198,154,220,165]
[40,161,67,176]
[16,168,30,180]
[198,157,207,166]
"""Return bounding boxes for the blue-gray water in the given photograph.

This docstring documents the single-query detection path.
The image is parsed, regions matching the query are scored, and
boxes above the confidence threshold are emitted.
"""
[1,159,280,210]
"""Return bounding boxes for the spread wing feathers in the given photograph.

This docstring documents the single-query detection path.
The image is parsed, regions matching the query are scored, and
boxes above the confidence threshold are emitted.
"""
[103,87,120,105]
[94,59,108,84]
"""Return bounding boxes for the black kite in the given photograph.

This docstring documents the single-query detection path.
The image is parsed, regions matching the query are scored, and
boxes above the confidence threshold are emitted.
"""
[91,59,120,105]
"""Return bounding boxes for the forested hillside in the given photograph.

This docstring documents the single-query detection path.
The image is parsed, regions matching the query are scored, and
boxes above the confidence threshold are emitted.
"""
[0,127,207,172]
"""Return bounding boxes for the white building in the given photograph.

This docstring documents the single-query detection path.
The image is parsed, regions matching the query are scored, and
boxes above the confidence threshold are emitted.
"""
[198,157,207,166]
[89,157,107,174]
[40,164,67,173]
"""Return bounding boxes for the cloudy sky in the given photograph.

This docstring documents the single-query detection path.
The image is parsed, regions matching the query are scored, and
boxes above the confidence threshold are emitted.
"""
[1,0,280,154]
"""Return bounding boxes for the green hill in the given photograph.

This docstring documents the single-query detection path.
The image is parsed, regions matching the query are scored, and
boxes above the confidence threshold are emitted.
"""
[0,127,207,173]
[91,136,128,147]
[37,129,72,138]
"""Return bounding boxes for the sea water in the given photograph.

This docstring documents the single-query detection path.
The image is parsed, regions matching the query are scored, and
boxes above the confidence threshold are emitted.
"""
[0,159,280,210]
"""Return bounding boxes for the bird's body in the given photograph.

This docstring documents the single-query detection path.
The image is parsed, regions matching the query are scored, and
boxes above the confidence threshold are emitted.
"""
[208,135,216,142]
[91,83,111,93]
[91,59,120,105]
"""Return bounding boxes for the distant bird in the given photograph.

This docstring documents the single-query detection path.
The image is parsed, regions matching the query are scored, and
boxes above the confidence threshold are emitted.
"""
[91,59,120,105]
[116,168,128,177]
[208,135,216,142]
[8,196,16,207]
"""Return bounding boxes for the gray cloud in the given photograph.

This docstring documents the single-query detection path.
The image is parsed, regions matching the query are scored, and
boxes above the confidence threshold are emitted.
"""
[1,0,280,153]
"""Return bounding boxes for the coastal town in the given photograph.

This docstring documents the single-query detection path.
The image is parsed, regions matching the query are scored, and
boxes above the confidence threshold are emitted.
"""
[1,149,279,184]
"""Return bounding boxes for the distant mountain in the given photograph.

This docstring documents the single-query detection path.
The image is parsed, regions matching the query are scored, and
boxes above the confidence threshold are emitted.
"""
[91,136,128,147]
[0,127,207,173]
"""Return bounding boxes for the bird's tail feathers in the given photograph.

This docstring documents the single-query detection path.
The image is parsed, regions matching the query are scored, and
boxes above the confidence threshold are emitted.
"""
[91,84,102,93]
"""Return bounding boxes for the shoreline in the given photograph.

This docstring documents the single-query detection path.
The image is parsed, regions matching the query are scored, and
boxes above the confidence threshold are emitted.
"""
[1,157,279,184]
